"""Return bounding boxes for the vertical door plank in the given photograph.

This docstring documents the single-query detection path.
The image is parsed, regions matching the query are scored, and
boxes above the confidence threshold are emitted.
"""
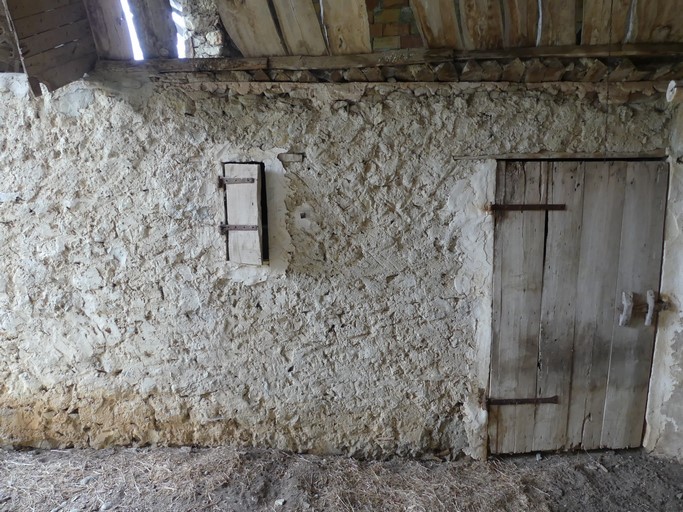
[320,0,371,55]
[128,0,178,58]
[272,0,328,56]
[532,161,585,451]
[225,164,263,266]
[538,0,576,46]
[502,0,538,47]
[566,162,627,449]
[629,0,683,43]
[601,161,668,448]
[409,0,463,49]
[489,161,547,454]
[83,0,134,60]
[216,0,287,57]
[458,0,504,50]
[581,0,632,44]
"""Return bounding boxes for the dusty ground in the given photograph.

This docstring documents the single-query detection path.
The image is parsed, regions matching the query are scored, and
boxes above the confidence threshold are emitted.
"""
[0,447,680,511]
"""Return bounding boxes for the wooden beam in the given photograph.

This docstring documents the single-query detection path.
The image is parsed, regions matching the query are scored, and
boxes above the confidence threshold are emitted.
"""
[128,0,177,58]
[409,0,463,49]
[271,0,327,56]
[83,0,133,60]
[502,0,538,47]
[581,0,631,45]
[320,0,371,55]
[98,44,683,75]
[538,0,576,46]
[458,0,504,50]
[216,0,286,57]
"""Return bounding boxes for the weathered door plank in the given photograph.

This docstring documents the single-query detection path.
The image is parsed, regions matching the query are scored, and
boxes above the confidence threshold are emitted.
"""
[532,161,585,451]
[601,161,668,448]
[489,161,547,454]
[566,161,627,449]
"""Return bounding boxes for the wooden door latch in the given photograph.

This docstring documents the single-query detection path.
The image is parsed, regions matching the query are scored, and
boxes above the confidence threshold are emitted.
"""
[618,290,671,327]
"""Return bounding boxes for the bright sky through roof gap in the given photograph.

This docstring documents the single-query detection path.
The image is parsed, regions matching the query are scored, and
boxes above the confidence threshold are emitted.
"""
[120,0,144,60]
[172,10,187,59]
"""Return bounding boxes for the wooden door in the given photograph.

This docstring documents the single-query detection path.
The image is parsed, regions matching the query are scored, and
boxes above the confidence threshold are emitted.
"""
[488,160,668,454]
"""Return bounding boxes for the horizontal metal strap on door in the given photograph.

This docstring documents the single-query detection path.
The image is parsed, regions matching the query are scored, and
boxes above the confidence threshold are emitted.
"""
[219,224,259,235]
[487,395,559,406]
[486,203,566,212]
[218,177,256,187]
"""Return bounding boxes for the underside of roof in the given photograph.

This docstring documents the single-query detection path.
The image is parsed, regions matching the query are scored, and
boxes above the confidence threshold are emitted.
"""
[1,0,683,95]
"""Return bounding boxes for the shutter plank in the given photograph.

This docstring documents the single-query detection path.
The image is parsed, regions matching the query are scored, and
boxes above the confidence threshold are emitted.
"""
[216,0,286,57]
[601,161,668,448]
[409,0,463,49]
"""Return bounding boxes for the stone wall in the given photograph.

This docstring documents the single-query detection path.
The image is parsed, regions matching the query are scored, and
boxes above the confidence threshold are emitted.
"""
[0,73,671,458]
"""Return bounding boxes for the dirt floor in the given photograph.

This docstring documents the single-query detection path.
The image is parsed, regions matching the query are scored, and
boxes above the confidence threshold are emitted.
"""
[0,447,681,511]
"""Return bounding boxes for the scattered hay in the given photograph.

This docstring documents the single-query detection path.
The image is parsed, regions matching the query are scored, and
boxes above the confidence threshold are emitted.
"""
[0,447,680,511]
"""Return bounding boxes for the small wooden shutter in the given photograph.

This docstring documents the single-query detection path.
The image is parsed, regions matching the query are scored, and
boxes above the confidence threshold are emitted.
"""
[223,163,263,266]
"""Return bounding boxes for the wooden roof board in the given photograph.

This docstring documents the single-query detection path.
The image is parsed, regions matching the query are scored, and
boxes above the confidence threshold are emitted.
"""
[502,0,538,47]
[216,0,287,57]
[630,0,683,43]
[538,0,576,46]
[409,0,463,50]
[272,0,328,56]
[83,0,133,61]
[458,0,504,50]
[582,0,631,44]
[320,0,371,55]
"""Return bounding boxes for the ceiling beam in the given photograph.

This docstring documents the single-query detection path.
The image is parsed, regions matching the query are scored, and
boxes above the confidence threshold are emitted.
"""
[98,44,683,75]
